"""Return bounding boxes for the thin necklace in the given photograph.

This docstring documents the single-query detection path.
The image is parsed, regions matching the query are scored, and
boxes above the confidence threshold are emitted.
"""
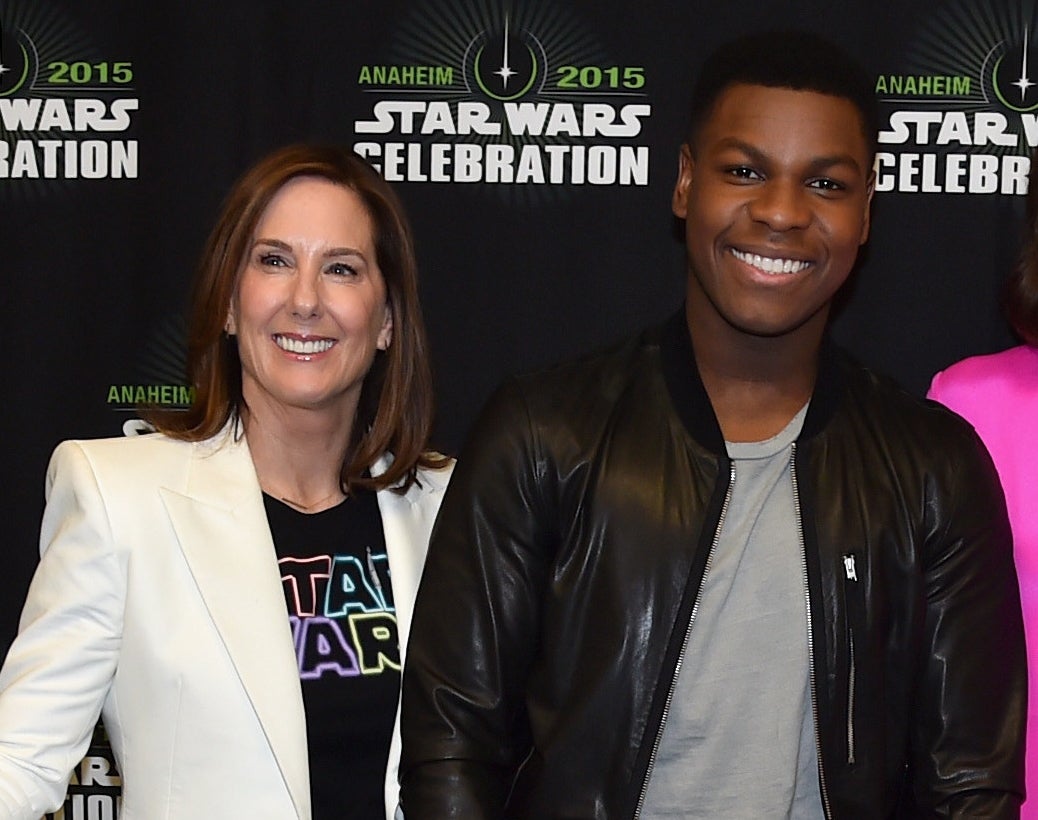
[278,488,344,512]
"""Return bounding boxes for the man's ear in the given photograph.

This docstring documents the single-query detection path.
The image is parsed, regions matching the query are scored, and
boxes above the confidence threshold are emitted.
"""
[860,168,876,246]
[672,143,694,220]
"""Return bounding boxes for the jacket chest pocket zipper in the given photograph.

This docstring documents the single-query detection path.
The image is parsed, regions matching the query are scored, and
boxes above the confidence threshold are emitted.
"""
[844,553,858,765]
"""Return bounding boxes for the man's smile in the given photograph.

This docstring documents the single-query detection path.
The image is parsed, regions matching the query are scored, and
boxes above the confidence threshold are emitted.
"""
[730,248,813,275]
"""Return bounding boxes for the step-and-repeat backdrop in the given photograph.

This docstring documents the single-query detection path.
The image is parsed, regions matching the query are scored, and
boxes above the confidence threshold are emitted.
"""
[3,0,1033,815]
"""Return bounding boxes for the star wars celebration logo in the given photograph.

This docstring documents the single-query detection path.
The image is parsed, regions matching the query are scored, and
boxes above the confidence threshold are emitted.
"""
[0,2,138,188]
[353,2,651,190]
[876,2,1038,195]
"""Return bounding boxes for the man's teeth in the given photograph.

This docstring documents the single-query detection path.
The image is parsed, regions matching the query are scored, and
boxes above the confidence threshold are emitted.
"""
[731,249,810,274]
[275,336,334,354]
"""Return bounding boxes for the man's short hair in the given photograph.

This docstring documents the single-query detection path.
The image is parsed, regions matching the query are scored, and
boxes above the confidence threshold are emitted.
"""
[686,30,878,157]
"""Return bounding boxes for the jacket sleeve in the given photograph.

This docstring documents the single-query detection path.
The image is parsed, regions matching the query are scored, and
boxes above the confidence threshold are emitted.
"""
[400,380,552,818]
[910,418,1026,817]
[0,441,125,819]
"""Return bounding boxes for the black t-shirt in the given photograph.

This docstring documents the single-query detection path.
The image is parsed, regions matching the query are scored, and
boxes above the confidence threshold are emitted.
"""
[263,490,400,820]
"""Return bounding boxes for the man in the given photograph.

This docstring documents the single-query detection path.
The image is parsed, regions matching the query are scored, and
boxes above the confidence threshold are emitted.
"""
[400,31,1026,818]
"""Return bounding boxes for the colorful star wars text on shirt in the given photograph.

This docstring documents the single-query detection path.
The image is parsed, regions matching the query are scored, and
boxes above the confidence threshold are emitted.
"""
[280,550,400,679]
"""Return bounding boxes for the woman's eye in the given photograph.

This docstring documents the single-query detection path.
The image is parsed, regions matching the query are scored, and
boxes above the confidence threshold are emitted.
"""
[259,253,288,267]
[327,262,358,277]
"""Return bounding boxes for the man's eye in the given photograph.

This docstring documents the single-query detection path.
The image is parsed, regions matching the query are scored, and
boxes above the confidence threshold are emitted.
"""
[726,166,761,181]
[809,178,845,192]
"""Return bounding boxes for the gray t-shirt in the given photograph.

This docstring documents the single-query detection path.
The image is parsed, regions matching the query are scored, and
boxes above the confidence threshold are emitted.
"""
[640,404,824,819]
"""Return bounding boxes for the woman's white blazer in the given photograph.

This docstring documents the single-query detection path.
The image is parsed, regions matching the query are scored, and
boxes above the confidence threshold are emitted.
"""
[0,427,453,819]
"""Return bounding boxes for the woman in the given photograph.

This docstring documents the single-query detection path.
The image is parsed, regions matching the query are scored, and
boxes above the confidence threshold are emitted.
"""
[928,158,1038,815]
[0,144,452,819]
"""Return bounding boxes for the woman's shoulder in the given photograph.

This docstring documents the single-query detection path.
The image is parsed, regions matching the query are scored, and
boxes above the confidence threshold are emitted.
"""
[930,345,1038,405]
[49,428,239,485]
[55,428,217,459]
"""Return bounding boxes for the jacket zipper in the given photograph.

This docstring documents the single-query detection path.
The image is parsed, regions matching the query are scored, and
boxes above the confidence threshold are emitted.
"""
[843,553,858,765]
[791,444,833,820]
[632,462,735,819]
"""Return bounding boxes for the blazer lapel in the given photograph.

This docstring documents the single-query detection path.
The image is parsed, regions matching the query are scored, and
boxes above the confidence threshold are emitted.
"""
[374,458,452,658]
[373,457,452,818]
[159,432,310,820]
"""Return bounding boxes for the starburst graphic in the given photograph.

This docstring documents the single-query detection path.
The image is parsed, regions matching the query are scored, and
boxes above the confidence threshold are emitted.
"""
[0,4,95,99]
[1012,26,1034,99]
[493,15,516,88]
[388,0,604,103]
[0,18,33,96]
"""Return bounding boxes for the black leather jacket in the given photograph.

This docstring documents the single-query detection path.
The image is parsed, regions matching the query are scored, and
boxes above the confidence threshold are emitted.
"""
[401,313,1026,819]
